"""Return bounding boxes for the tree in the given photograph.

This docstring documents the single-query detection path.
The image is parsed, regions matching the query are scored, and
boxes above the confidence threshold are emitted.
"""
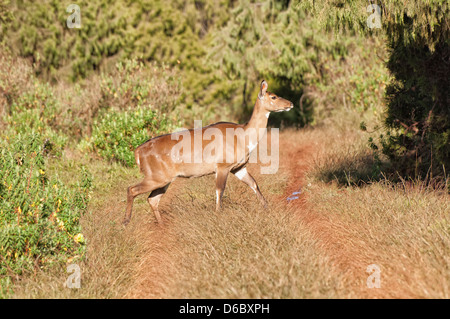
[297,0,450,178]
[0,0,12,43]
[207,0,345,126]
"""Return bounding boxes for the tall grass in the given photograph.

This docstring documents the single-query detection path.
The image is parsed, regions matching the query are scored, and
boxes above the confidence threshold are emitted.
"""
[0,51,180,298]
[8,126,449,299]
[124,166,351,299]
[304,125,450,298]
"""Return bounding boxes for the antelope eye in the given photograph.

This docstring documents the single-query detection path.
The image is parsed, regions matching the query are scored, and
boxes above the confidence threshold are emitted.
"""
[271,96,277,100]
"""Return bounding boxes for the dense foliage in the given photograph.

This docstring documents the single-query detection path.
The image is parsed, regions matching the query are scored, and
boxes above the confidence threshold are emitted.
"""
[298,0,449,178]
[4,1,221,79]
[0,51,179,294]
[382,4,449,177]
[91,106,175,167]
[3,0,233,118]
[2,1,448,174]
[2,0,385,124]
[0,132,92,295]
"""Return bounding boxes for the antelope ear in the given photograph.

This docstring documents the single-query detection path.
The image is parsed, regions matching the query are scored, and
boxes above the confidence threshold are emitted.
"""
[258,80,268,99]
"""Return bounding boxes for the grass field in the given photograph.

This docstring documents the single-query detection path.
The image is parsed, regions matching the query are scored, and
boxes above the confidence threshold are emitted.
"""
[1,1,448,299]
[9,125,449,299]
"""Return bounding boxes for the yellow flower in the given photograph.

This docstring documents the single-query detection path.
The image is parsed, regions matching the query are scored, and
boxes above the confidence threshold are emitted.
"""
[39,169,45,175]
[74,233,85,244]
[57,218,65,230]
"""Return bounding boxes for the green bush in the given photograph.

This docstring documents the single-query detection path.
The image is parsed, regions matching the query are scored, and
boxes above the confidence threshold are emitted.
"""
[0,132,92,295]
[4,0,391,126]
[99,59,181,115]
[91,106,176,167]
[0,51,68,154]
[5,0,231,82]
[3,82,68,155]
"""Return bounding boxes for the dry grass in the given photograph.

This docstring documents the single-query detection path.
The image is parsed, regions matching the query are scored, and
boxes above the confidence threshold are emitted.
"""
[303,179,450,298]
[302,125,450,298]
[126,167,350,299]
[9,124,449,299]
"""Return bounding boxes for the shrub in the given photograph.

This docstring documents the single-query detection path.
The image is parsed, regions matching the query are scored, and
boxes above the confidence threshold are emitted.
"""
[0,132,92,295]
[0,51,68,154]
[91,106,177,167]
[4,0,231,82]
[2,83,69,155]
[0,50,33,129]
[381,27,449,178]
[99,59,181,115]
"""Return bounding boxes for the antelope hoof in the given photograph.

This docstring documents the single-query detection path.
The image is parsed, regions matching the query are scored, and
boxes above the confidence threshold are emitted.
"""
[122,218,130,226]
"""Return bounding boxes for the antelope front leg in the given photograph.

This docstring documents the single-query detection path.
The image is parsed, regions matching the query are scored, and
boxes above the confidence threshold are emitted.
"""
[215,168,230,211]
[147,183,170,224]
[233,167,268,209]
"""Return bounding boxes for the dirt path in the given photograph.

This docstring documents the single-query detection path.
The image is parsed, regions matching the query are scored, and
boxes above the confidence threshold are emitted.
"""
[278,134,413,298]
[123,176,193,298]
[279,138,377,297]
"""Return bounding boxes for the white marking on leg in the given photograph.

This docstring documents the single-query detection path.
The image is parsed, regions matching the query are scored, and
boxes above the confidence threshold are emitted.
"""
[248,141,258,152]
[216,189,220,205]
[265,112,270,119]
[234,167,248,180]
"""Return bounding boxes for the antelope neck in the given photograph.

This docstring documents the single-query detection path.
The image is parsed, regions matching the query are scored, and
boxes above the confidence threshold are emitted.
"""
[244,99,269,132]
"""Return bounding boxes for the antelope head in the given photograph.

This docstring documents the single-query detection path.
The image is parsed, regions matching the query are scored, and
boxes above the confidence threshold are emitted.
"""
[257,80,294,113]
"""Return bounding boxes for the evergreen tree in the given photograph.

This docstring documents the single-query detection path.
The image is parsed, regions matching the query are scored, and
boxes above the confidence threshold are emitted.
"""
[298,0,450,178]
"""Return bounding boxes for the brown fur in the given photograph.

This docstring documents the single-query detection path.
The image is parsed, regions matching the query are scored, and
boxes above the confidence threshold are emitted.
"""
[123,80,293,225]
